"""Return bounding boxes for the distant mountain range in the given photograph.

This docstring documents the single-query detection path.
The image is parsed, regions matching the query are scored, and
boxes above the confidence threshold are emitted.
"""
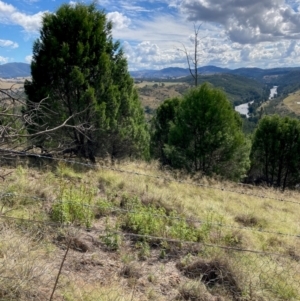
[130,66,230,78]
[1,62,300,83]
[0,63,31,78]
[130,65,300,81]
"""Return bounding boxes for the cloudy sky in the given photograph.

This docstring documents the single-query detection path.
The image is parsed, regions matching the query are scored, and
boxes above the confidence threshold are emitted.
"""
[1,0,300,70]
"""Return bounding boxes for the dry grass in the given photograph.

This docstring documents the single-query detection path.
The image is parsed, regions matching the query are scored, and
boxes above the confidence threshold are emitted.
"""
[283,89,300,115]
[135,81,186,88]
[136,82,190,118]
[0,159,300,300]
[0,79,25,90]
[0,225,57,300]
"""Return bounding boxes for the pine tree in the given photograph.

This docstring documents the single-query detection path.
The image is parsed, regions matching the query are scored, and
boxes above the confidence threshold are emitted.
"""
[25,3,149,162]
[152,83,249,179]
[250,115,300,190]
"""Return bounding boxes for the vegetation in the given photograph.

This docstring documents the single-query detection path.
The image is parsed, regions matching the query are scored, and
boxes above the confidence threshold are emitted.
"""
[250,115,300,190]
[150,97,181,164]
[24,3,149,162]
[174,73,267,104]
[0,160,300,300]
[2,2,300,300]
[152,83,250,180]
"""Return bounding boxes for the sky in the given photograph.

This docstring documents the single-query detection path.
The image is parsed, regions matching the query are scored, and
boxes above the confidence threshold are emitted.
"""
[1,0,300,70]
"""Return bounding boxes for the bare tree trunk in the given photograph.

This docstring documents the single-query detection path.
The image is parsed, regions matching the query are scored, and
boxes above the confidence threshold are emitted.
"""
[180,23,202,87]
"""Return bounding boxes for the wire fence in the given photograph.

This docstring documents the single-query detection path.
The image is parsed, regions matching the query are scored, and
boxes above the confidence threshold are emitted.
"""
[1,192,300,239]
[0,152,300,300]
[0,213,299,301]
[0,148,299,205]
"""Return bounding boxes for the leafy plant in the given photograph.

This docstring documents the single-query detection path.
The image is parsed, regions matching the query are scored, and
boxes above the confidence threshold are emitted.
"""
[101,231,122,251]
[135,241,151,260]
[95,199,114,217]
[51,184,94,227]
[121,196,201,242]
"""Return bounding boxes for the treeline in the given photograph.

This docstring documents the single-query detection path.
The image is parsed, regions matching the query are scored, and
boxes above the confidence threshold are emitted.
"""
[12,3,300,190]
[151,85,300,190]
[173,73,267,105]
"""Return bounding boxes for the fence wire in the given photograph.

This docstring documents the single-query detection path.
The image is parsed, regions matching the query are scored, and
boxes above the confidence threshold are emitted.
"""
[0,213,300,300]
[0,153,300,300]
[0,148,300,205]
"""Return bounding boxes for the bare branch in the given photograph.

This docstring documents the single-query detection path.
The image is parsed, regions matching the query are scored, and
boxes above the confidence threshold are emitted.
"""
[178,22,204,87]
[0,82,95,162]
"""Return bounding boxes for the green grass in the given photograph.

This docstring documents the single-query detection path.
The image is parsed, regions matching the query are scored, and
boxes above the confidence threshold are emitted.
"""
[0,160,300,300]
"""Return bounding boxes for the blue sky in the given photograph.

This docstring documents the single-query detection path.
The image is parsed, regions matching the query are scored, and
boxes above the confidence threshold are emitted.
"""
[1,0,300,70]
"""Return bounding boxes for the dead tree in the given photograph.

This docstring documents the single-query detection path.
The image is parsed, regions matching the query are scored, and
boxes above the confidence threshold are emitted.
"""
[0,81,94,171]
[179,23,204,87]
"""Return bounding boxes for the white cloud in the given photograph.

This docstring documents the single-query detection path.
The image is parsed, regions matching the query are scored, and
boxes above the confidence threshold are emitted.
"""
[0,39,18,49]
[69,1,77,7]
[107,11,131,29]
[123,40,188,70]
[0,56,9,64]
[0,0,46,33]
[180,0,300,44]
[25,55,32,63]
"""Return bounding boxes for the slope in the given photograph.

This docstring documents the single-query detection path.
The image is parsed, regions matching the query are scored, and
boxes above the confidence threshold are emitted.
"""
[174,73,267,104]
[0,158,299,301]
[0,62,31,78]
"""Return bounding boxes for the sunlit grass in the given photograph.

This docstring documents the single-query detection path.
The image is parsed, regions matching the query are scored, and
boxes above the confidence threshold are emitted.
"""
[283,89,300,115]
[1,159,300,300]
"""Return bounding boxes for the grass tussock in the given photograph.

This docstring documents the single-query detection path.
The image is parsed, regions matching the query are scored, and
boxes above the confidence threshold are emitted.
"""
[177,280,225,301]
[0,225,57,300]
[176,257,241,299]
[0,159,300,300]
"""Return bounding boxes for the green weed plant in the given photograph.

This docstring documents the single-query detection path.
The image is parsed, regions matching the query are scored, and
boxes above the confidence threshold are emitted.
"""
[120,196,202,242]
[51,184,95,228]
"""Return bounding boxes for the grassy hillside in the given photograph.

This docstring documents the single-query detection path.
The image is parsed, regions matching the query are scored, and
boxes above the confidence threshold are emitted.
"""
[136,74,267,120]
[171,74,267,105]
[283,90,300,115]
[0,158,300,300]
[136,81,190,118]
[258,91,300,119]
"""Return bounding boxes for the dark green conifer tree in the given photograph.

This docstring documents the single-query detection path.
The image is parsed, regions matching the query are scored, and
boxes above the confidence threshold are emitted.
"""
[152,83,249,180]
[25,3,149,162]
[250,115,300,190]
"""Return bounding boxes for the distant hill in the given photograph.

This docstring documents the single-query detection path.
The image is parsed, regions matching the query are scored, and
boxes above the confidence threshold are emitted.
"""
[0,63,30,78]
[130,66,230,79]
[2,62,300,87]
[272,70,300,96]
[130,66,300,82]
[130,67,189,78]
[169,73,266,104]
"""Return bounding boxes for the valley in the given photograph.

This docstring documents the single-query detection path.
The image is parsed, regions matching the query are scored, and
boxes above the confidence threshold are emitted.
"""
[1,64,300,301]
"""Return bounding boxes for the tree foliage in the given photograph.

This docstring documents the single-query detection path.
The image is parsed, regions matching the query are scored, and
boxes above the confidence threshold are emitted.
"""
[150,97,181,164]
[151,83,249,180]
[24,3,149,162]
[250,115,300,190]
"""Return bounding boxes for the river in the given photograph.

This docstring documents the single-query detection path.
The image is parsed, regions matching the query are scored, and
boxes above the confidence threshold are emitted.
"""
[235,101,254,117]
[269,86,278,99]
[235,86,278,118]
